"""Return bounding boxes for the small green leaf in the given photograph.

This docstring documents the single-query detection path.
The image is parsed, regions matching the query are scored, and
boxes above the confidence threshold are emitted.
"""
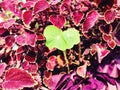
[63,28,80,49]
[43,25,80,51]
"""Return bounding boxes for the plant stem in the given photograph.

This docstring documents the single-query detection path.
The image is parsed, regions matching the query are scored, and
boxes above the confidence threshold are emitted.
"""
[78,42,81,60]
[63,50,70,73]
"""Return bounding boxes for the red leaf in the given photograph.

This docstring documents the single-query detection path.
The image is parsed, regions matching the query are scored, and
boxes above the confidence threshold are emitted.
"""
[2,68,37,90]
[49,15,66,29]
[36,33,45,40]
[104,10,116,24]
[0,28,6,35]
[102,34,112,42]
[22,10,33,25]
[34,0,49,13]
[5,35,15,47]
[72,11,84,25]
[82,10,99,33]
[107,40,116,49]
[0,63,7,77]
[25,51,36,62]
[44,70,52,79]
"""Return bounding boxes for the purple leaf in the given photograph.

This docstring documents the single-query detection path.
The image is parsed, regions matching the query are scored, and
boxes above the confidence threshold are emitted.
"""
[98,62,119,78]
[0,63,7,77]
[72,11,84,25]
[104,10,116,24]
[82,10,99,33]
[25,51,36,62]
[34,0,49,13]
[49,15,66,29]
[82,77,106,90]
[99,24,112,34]
[2,68,37,90]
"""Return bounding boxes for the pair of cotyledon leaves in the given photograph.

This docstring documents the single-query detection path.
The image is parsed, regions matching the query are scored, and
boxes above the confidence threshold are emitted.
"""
[44,25,80,51]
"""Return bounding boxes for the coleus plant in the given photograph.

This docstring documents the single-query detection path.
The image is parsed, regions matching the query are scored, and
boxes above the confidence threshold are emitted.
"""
[0,0,120,90]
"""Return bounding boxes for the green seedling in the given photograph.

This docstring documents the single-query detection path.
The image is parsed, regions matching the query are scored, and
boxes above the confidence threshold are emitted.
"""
[44,25,80,73]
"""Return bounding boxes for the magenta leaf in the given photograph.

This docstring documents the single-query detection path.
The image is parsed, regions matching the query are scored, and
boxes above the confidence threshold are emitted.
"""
[15,31,36,47]
[49,0,61,5]
[3,19,16,29]
[82,10,99,33]
[102,34,112,42]
[46,56,57,71]
[62,0,71,5]
[5,35,15,47]
[49,15,66,29]
[60,3,71,15]
[104,10,116,24]
[21,1,35,9]
[49,74,64,89]
[22,61,38,74]
[34,0,49,13]
[2,68,37,90]
[22,10,33,25]
[95,44,110,63]
[0,63,7,77]
[43,73,63,89]
[72,11,84,25]
[107,40,116,49]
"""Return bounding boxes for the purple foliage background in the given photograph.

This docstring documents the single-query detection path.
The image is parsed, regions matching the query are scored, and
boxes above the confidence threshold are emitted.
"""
[0,0,120,90]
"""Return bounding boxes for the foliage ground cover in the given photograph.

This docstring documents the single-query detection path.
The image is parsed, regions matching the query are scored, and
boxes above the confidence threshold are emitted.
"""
[0,0,120,90]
